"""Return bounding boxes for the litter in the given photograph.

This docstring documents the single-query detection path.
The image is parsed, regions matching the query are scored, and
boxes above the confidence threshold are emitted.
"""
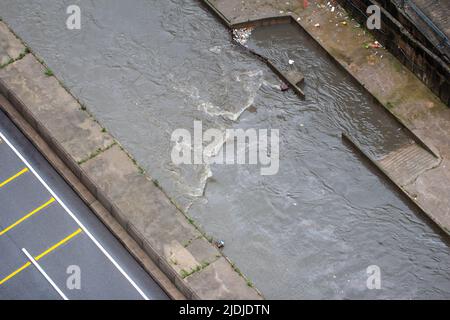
[370,41,382,48]
[232,27,254,46]
[288,59,295,65]
[280,82,289,91]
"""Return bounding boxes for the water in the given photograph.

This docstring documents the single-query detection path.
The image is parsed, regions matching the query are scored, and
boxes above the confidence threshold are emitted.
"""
[1,0,449,299]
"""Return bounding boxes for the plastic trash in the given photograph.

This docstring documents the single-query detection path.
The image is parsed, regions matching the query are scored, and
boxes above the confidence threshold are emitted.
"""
[215,240,225,249]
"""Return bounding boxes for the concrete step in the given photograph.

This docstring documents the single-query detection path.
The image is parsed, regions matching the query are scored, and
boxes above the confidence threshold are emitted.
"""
[379,143,439,186]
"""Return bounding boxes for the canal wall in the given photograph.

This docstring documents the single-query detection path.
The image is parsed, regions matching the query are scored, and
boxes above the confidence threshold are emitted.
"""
[336,0,450,107]
[0,20,262,300]
[201,0,450,235]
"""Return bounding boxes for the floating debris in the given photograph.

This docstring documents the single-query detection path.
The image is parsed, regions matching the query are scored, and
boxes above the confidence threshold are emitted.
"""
[232,27,254,46]
[364,41,382,49]
[215,240,225,249]
[288,59,295,65]
[371,40,382,48]
[280,82,289,91]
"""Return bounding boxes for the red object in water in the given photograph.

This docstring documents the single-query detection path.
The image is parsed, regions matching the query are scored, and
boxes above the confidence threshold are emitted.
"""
[303,0,309,9]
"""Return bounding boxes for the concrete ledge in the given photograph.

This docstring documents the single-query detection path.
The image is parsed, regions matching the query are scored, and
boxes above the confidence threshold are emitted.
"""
[0,22,262,300]
[342,133,449,235]
[201,1,305,98]
[201,0,449,235]
[337,0,450,107]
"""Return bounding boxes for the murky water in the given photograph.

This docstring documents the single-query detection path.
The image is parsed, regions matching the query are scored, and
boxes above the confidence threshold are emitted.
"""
[1,0,449,299]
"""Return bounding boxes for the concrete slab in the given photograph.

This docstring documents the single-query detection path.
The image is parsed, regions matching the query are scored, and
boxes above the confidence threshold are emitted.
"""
[186,257,261,300]
[0,21,25,66]
[286,70,304,85]
[0,55,114,163]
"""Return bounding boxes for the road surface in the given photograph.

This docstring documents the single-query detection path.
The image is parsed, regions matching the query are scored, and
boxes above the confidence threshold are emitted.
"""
[0,108,168,300]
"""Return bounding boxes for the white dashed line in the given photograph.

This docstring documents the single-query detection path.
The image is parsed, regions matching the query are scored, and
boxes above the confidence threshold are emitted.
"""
[22,248,69,300]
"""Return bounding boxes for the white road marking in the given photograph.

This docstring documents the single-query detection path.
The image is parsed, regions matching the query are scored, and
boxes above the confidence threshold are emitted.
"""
[0,131,149,300]
[22,248,69,300]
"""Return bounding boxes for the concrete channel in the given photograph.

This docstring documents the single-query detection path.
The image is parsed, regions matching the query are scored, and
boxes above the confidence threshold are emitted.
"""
[0,0,449,299]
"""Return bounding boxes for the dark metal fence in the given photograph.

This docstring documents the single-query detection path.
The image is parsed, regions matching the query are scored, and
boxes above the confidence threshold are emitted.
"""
[394,0,450,59]
[337,0,450,106]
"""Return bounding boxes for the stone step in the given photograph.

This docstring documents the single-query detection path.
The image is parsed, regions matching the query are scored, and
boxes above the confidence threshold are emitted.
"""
[379,143,439,186]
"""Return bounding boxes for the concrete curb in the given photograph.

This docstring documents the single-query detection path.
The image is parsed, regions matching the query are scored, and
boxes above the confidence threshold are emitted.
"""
[201,0,305,98]
[200,0,449,235]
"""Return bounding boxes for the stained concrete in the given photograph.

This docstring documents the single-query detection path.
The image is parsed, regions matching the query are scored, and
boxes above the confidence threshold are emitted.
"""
[186,257,258,300]
[0,21,24,67]
[0,55,114,164]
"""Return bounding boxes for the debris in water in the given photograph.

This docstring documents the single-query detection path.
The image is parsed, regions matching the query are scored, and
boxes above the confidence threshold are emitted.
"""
[280,82,289,91]
[288,59,295,65]
[232,27,254,46]
[215,240,225,249]
[370,41,382,48]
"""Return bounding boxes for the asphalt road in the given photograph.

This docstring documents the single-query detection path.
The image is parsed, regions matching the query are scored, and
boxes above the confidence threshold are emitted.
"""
[0,109,168,300]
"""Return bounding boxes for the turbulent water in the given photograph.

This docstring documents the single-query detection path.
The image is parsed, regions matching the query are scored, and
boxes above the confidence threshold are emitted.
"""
[1,0,449,299]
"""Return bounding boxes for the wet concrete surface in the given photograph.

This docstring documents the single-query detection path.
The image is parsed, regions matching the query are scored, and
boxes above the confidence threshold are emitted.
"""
[1,0,449,299]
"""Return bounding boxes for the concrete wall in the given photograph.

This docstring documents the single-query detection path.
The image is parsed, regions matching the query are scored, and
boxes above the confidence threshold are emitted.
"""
[337,0,450,107]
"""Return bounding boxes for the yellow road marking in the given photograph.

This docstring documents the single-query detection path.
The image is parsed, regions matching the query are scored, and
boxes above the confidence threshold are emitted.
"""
[0,168,29,188]
[0,197,55,236]
[35,228,82,261]
[0,228,82,285]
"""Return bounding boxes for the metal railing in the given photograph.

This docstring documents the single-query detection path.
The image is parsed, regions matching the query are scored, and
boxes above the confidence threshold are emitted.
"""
[395,0,450,56]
